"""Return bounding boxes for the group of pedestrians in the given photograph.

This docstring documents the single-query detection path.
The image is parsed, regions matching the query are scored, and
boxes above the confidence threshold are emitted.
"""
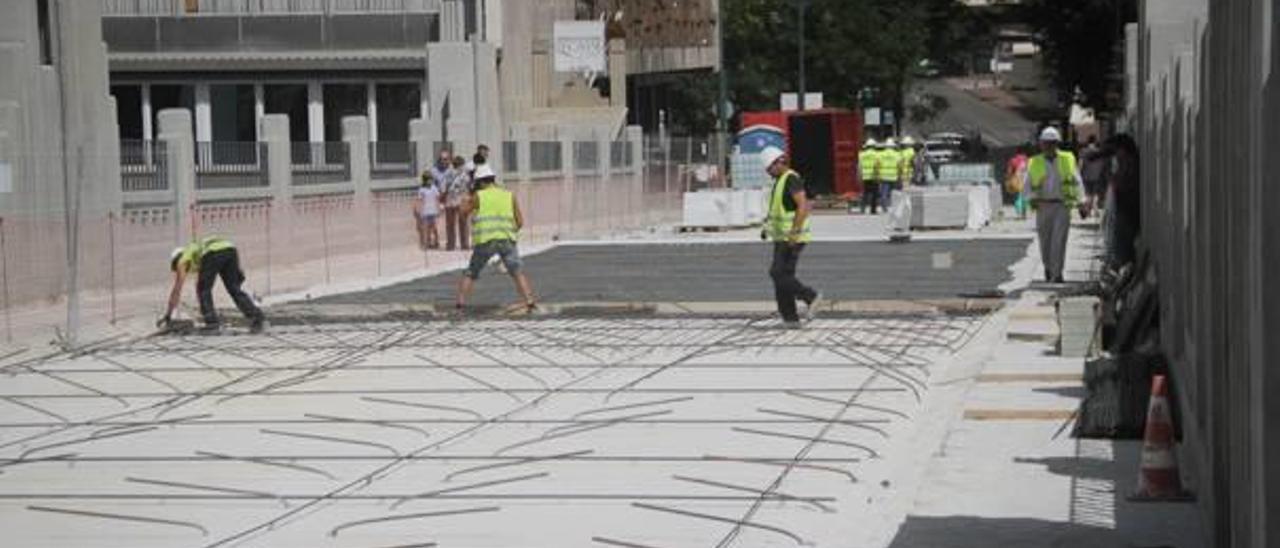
[857,137,927,214]
[417,145,490,252]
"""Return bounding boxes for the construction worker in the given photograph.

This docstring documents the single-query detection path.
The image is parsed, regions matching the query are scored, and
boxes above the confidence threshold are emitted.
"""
[455,164,538,312]
[858,139,880,214]
[759,147,821,328]
[880,138,901,208]
[899,137,917,189]
[162,235,265,333]
[1022,126,1084,283]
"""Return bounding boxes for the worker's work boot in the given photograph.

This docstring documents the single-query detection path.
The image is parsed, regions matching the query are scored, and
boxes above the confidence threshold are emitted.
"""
[249,317,266,334]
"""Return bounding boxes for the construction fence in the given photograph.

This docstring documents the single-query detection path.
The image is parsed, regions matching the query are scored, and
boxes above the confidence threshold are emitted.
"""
[0,115,717,345]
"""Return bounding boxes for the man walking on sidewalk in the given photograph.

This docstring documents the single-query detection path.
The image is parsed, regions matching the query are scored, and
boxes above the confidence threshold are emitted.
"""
[760,147,820,328]
[1023,127,1085,283]
[455,165,538,313]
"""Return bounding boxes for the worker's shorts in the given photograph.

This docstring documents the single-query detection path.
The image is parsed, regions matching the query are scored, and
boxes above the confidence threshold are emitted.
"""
[465,240,522,279]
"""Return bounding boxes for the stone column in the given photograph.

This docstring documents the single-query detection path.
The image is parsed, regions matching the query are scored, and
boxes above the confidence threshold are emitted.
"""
[409,118,431,178]
[609,39,627,108]
[158,108,195,245]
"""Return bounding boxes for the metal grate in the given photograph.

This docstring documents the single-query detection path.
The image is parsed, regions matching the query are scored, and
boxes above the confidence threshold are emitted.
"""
[195,141,269,189]
[291,142,351,186]
[120,140,169,192]
[369,141,417,180]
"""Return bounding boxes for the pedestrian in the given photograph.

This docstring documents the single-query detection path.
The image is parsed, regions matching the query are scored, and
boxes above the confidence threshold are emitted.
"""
[911,138,929,186]
[473,144,490,169]
[455,165,538,312]
[1023,127,1085,283]
[858,139,880,214]
[1105,133,1141,268]
[759,147,821,328]
[1006,143,1031,219]
[160,235,265,333]
[443,155,472,251]
[1080,135,1110,215]
[428,149,451,188]
[880,138,901,208]
[415,173,441,250]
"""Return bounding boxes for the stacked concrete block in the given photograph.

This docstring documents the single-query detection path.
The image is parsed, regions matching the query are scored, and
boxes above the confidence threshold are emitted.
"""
[1057,296,1099,357]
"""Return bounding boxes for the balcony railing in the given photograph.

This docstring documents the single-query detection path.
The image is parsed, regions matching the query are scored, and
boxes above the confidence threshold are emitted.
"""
[292,142,351,186]
[120,140,170,192]
[195,141,270,189]
[369,141,418,180]
[103,0,441,16]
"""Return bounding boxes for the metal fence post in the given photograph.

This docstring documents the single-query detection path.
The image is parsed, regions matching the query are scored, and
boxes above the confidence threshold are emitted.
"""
[0,216,10,343]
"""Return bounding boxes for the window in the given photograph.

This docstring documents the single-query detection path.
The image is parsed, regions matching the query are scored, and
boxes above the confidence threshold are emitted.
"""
[264,84,310,143]
[322,83,367,142]
[209,84,256,142]
[111,85,144,140]
[150,84,196,137]
[375,83,421,142]
[36,0,53,65]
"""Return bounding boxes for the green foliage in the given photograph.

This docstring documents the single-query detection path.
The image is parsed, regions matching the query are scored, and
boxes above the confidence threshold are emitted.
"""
[714,0,987,127]
[1019,0,1136,110]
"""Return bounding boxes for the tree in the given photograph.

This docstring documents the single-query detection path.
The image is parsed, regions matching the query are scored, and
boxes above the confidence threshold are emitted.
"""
[713,0,982,133]
[1020,0,1137,111]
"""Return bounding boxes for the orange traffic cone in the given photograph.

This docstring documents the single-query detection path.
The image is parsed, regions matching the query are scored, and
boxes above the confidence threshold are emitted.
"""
[1129,374,1194,502]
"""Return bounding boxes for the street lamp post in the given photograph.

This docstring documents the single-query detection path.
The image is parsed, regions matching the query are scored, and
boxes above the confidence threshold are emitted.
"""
[797,0,808,111]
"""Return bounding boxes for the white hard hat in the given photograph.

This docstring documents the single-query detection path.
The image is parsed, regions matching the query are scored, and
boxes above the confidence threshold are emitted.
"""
[760,147,786,169]
[1039,126,1062,142]
[865,138,879,148]
[884,138,897,147]
[169,246,185,271]
[473,164,497,181]
[901,136,916,146]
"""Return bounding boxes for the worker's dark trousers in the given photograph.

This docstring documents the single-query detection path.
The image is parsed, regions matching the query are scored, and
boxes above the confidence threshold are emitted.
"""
[862,182,882,214]
[770,242,817,322]
[197,249,264,327]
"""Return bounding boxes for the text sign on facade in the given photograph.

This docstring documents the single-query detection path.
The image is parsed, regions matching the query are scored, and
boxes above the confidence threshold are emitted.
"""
[554,21,606,73]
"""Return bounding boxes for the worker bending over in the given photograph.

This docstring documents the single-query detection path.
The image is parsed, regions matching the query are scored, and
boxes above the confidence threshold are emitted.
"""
[162,235,265,333]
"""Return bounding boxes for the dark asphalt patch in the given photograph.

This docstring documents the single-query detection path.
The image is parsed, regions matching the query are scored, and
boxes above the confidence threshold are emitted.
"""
[314,240,1031,306]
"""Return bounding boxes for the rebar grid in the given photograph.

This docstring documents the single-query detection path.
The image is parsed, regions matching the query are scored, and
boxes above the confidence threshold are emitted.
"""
[0,312,991,547]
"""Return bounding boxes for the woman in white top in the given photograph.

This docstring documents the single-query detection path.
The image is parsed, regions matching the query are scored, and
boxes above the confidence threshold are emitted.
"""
[415,174,442,250]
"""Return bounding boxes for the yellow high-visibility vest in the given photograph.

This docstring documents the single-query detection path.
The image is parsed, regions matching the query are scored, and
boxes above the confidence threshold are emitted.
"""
[1027,152,1082,207]
[472,186,518,244]
[178,236,234,272]
[859,148,878,182]
[766,170,812,243]
[880,149,900,182]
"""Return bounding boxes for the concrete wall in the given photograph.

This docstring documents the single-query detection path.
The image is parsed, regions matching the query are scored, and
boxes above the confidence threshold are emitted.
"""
[1135,0,1278,546]
[0,0,121,334]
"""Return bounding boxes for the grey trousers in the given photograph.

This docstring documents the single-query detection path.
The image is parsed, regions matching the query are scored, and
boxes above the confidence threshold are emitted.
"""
[1036,201,1070,281]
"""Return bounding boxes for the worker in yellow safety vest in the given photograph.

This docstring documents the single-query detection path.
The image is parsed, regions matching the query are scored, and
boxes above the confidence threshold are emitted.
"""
[162,235,265,333]
[880,138,901,208]
[859,139,881,214]
[455,164,538,312]
[759,147,821,328]
[899,136,917,188]
[1021,126,1085,283]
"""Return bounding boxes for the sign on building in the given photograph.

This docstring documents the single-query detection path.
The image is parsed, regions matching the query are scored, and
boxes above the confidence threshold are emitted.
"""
[781,93,824,112]
[553,21,607,73]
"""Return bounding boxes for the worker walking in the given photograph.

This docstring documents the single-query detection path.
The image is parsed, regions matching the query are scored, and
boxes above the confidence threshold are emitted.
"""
[1023,127,1085,283]
[455,165,538,312]
[880,138,901,208]
[161,235,265,333]
[760,147,821,328]
[858,139,880,214]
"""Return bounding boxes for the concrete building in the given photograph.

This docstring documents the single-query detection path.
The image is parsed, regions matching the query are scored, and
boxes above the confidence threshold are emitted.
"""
[0,1,122,316]
[100,0,718,157]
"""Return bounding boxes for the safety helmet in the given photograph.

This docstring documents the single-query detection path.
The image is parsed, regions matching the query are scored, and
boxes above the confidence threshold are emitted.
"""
[760,147,786,169]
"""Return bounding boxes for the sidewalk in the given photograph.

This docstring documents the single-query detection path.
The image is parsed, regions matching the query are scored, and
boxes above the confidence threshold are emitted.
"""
[889,218,1207,547]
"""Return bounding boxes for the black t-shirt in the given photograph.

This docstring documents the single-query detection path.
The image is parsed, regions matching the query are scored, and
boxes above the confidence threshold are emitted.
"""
[773,172,805,212]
